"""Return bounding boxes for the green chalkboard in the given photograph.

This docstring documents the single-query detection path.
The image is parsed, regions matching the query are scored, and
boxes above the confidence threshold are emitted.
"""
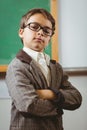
[0,0,51,65]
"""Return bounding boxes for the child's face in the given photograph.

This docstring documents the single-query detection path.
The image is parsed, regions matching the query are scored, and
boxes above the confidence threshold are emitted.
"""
[19,13,52,52]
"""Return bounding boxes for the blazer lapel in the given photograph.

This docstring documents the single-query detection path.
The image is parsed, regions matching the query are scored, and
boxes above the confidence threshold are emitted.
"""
[16,49,32,64]
[49,60,58,89]
[16,49,48,89]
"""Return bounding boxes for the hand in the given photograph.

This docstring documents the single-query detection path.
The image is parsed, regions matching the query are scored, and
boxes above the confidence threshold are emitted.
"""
[36,89,57,100]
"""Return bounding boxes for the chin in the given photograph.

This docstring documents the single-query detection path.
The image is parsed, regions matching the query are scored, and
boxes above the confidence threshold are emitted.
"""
[33,46,43,52]
[34,49,42,52]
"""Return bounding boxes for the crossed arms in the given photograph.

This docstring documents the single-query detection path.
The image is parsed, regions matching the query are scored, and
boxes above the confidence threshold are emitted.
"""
[36,89,58,100]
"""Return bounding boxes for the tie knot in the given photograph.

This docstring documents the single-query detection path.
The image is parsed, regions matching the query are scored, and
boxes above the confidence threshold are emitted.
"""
[38,52,44,59]
[38,52,45,62]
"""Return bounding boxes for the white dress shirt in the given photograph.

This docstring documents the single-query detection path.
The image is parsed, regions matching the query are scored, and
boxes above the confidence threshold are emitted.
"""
[23,47,50,86]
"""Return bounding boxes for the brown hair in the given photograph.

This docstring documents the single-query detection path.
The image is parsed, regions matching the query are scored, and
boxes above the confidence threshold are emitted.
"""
[20,8,55,35]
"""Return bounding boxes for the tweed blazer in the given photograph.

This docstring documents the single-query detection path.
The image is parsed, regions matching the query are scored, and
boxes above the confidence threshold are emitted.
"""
[6,50,82,130]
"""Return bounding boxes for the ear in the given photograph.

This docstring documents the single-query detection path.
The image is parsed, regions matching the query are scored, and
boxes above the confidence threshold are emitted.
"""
[18,28,24,38]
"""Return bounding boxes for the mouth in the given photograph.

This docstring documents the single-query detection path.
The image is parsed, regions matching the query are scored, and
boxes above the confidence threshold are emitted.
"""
[34,38,44,43]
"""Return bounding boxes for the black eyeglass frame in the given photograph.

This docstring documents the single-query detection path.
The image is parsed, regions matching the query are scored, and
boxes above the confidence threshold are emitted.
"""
[23,22,54,36]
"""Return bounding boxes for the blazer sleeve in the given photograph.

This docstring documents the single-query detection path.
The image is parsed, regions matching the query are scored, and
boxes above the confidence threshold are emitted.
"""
[58,64,82,110]
[6,59,59,117]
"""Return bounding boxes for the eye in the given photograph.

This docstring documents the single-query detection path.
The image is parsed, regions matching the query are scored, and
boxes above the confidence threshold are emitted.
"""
[43,28,52,35]
[30,23,40,31]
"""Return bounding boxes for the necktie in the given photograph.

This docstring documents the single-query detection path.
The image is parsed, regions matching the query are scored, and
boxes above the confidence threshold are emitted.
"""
[38,53,48,72]
[37,53,50,85]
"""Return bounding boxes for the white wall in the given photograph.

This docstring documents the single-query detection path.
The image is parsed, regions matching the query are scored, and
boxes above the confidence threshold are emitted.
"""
[58,0,87,68]
[63,76,87,130]
[0,99,11,130]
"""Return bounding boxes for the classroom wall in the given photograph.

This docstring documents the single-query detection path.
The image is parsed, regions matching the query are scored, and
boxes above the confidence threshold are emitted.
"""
[63,76,87,130]
[58,0,87,68]
[0,99,11,130]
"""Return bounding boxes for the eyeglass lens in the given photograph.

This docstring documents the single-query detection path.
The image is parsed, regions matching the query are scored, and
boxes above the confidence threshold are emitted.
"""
[27,22,53,36]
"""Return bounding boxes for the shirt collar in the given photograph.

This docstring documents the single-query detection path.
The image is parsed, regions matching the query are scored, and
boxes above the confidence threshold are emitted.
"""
[23,47,39,61]
[23,47,50,65]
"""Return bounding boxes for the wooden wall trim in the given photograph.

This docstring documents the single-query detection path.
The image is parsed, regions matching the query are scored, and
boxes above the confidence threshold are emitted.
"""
[0,72,6,79]
[0,68,87,79]
[64,67,87,76]
[0,65,8,72]
[51,0,58,61]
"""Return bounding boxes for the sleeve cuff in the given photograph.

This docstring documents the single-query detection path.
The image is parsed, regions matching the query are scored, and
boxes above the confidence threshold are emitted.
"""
[48,87,65,106]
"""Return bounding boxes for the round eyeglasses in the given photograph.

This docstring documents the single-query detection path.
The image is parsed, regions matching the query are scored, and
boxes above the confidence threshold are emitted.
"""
[24,22,53,36]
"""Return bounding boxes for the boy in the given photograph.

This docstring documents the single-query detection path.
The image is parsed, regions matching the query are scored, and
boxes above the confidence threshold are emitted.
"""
[6,8,82,130]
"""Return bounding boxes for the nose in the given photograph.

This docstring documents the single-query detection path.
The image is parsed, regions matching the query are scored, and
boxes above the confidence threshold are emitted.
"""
[37,29,44,36]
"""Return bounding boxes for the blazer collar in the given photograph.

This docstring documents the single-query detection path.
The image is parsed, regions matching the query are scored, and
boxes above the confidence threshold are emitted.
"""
[16,49,58,88]
[16,49,32,64]
[16,49,57,65]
